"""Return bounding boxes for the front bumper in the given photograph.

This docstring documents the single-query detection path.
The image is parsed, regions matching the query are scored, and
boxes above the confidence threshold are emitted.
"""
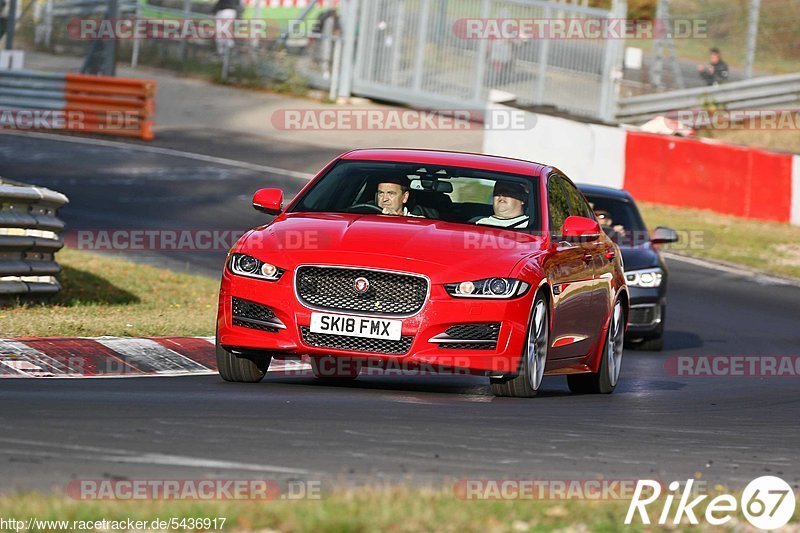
[626,286,665,337]
[217,268,534,375]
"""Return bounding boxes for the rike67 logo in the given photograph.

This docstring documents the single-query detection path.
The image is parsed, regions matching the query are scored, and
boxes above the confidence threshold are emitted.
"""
[625,476,796,530]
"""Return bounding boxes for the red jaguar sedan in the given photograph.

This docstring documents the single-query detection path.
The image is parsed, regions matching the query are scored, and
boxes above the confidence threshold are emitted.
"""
[216,149,628,397]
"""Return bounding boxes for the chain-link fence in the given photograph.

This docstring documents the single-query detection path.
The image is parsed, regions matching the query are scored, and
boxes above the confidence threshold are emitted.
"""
[13,0,340,94]
[350,0,625,120]
[9,0,797,122]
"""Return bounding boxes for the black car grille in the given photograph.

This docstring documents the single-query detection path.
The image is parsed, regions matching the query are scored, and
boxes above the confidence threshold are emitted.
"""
[438,323,500,350]
[232,297,279,333]
[295,266,428,316]
[300,326,413,355]
[629,305,658,326]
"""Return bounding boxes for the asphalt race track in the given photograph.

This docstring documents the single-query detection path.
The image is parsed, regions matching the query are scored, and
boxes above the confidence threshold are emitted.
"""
[1,131,798,492]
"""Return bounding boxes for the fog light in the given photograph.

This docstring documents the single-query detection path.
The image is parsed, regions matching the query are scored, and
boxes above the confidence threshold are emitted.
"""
[261,263,278,277]
[458,281,476,295]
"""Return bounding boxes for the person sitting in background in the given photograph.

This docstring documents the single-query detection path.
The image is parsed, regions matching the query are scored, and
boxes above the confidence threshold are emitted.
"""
[475,181,530,228]
[697,48,729,86]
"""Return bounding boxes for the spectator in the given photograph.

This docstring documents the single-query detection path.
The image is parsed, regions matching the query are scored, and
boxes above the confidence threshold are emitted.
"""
[697,47,729,86]
[213,0,239,56]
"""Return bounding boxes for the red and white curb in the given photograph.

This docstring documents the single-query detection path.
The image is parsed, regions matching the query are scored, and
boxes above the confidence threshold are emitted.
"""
[0,337,310,378]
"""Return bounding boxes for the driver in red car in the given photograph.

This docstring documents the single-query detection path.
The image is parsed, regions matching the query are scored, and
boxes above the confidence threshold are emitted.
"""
[476,181,530,228]
[377,176,423,217]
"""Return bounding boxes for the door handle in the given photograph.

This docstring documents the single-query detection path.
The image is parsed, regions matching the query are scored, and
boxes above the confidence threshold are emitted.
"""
[582,254,593,263]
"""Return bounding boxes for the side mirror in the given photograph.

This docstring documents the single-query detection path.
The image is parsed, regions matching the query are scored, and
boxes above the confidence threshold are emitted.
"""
[562,215,601,242]
[252,188,283,215]
[651,226,679,245]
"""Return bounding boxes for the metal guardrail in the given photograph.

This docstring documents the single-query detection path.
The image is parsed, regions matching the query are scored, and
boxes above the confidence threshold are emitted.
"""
[0,177,69,297]
[616,73,800,124]
[0,69,156,140]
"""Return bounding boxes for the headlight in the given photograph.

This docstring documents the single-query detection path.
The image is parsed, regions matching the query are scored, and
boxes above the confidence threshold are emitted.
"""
[625,267,663,288]
[229,254,284,281]
[444,277,530,299]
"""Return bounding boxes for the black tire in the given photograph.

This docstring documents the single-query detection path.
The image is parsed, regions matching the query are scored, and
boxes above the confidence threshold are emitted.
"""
[567,299,625,395]
[310,356,360,380]
[490,292,549,398]
[216,337,270,383]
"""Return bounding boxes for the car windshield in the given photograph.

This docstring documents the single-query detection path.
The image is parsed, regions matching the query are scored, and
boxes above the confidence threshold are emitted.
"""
[290,160,540,231]
[583,194,648,246]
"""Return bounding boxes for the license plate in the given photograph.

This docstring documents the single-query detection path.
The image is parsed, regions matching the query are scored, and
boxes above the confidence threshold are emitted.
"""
[309,312,402,341]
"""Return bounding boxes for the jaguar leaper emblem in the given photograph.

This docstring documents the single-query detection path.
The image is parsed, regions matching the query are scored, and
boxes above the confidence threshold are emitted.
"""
[354,277,370,294]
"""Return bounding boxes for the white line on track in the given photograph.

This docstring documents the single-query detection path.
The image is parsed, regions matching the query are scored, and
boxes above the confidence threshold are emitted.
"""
[0,130,314,180]
[97,453,311,474]
[0,438,310,475]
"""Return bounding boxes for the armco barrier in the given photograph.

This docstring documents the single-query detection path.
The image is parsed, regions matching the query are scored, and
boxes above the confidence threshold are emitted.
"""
[616,73,800,124]
[483,105,800,226]
[0,177,69,297]
[0,70,156,140]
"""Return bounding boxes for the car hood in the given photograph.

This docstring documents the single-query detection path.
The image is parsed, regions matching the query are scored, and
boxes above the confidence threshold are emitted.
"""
[241,213,545,282]
[620,243,662,271]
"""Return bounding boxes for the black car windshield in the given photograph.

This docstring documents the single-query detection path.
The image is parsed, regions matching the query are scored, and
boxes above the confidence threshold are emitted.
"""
[583,194,648,246]
[290,160,540,231]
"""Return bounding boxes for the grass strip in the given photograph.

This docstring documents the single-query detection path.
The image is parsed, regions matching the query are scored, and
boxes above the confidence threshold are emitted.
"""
[638,202,800,280]
[2,485,791,532]
[0,248,218,338]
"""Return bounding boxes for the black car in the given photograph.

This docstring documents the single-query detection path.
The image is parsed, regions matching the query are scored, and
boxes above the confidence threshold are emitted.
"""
[578,184,678,351]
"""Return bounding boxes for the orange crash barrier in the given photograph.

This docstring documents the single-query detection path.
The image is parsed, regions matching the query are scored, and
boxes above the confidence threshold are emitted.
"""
[0,70,156,141]
[64,73,156,141]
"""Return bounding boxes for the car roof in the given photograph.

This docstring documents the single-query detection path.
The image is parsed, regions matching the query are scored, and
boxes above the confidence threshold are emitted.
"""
[340,148,548,178]
[577,183,635,202]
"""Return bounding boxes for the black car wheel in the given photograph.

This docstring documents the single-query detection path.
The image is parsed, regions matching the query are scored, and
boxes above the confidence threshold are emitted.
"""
[568,299,625,394]
[490,292,549,398]
[216,334,270,383]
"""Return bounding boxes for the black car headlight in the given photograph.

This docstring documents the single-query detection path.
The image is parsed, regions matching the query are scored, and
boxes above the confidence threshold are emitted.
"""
[625,267,663,288]
[229,254,284,281]
[444,278,530,299]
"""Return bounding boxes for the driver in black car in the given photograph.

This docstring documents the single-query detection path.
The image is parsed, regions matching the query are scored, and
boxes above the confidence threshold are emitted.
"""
[594,208,627,243]
[376,176,423,217]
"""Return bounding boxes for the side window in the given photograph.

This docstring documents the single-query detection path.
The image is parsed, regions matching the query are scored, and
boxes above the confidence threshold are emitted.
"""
[547,175,570,236]
[559,176,594,220]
